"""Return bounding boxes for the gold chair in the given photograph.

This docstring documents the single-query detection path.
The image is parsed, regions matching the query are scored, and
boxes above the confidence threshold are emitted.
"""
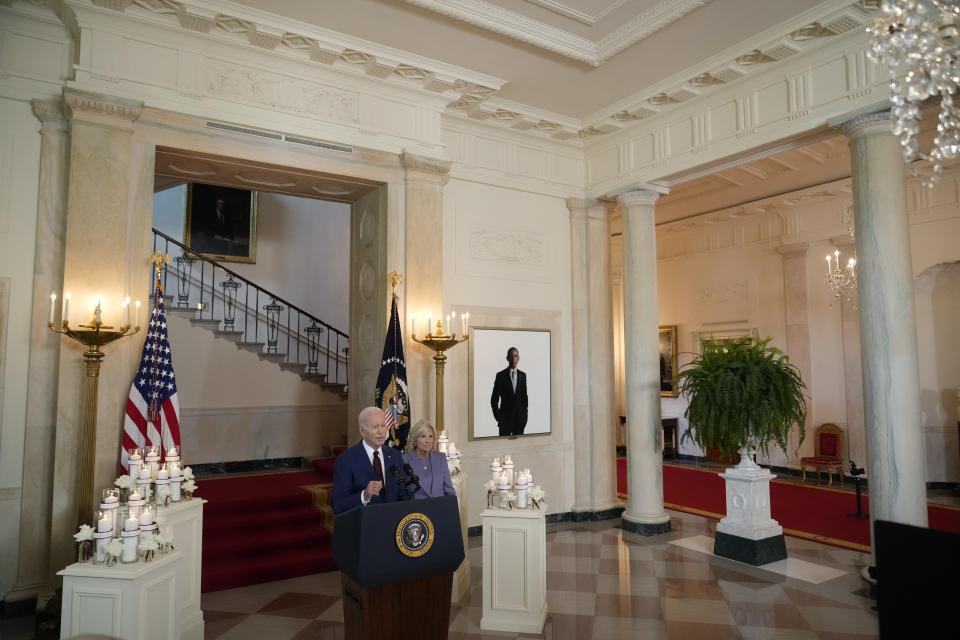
[800,423,845,485]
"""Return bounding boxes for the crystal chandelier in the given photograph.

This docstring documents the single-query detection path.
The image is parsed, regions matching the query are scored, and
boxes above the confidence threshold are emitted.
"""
[868,0,960,188]
[824,210,858,306]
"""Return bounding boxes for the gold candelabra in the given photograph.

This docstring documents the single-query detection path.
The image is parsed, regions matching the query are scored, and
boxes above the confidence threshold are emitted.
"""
[49,316,139,527]
[411,319,467,435]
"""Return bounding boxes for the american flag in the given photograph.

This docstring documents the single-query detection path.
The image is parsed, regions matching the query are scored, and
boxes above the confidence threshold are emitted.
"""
[120,278,180,471]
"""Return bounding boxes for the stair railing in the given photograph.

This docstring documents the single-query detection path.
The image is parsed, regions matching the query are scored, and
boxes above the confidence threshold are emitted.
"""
[151,229,349,386]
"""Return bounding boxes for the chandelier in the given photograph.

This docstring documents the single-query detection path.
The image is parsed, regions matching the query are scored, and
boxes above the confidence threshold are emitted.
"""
[868,0,960,188]
[824,210,858,306]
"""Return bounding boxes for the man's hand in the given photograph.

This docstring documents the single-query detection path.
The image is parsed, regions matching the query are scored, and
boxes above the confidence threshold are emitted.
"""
[363,480,383,501]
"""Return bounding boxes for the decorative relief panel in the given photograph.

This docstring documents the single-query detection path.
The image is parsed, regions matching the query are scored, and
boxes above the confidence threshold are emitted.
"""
[469,226,544,266]
[699,280,749,306]
[206,60,358,125]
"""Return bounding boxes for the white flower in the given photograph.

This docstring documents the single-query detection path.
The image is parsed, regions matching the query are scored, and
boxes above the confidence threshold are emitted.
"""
[157,485,171,501]
[105,539,123,557]
[114,474,136,490]
[482,480,496,492]
[73,524,93,542]
[528,486,545,501]
[138,532,159,552]
[505,491,517,502]
[182,466,194,481]
[181,479,196,493]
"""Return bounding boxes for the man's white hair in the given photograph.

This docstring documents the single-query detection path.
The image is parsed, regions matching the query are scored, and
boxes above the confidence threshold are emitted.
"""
[358,406,383,430]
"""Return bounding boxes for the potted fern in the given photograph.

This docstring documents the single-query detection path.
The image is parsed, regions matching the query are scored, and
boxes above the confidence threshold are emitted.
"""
[677,336,807,565]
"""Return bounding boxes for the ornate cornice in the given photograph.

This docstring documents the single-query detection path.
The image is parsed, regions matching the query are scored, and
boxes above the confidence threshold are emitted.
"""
[776,242,809,258]
[401,152,452,178]
[836,110,892,140]
[63,89,143,124]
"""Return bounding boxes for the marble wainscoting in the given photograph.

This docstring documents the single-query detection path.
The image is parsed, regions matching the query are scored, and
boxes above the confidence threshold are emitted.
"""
[182,404,347,465]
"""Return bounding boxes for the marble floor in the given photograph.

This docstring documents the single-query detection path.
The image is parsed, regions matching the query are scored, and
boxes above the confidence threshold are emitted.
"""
[199,509,878,640]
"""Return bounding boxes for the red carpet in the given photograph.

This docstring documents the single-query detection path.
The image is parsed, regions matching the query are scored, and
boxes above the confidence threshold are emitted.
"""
[198,468,335,592]
[617,458,960,551]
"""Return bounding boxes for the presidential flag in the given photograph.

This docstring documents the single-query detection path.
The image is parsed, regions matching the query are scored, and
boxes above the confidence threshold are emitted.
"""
[374,294,410,450]
[120,277,181,471]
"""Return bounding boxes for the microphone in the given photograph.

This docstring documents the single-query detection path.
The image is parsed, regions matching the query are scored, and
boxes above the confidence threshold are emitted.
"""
[389,464,414,500]
[403,463,422,494]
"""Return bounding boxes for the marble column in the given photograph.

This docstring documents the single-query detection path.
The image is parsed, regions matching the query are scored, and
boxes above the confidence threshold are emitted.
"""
[840,112,928,535]
[834,234,867,472]
[617,188,671,535]
[48,89,146,583]
[567,198,620,516]
[401,153,451,426]
[775,242,812,464]
[7,99,71,607]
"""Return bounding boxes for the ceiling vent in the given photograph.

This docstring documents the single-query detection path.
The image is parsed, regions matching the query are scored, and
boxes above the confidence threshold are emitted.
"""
[203,121,353,154]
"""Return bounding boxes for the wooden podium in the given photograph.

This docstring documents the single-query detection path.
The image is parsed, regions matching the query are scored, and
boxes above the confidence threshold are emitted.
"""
[332,495,465,640]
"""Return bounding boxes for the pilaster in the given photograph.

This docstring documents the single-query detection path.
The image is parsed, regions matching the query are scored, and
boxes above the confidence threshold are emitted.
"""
[775,242,812,463]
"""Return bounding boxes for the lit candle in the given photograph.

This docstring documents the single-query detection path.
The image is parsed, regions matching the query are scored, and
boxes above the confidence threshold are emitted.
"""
[170,465,182,501]
[135,300,140,326]
[104,492,119,504]
[123,297,130,326]
[464,312,469,334]
[156,467,169,481]
[167,447,178,459]
[124,515,139,531]
[95,294,102,324]
[461,312,466,336]
[139,507,153,526]
[128,450,142,478]
[49,292,56,324]
[129,490,141,502]
[97,511,111,533]
[426,312,432,335]
[121,526,139,563]
[139,465,152,480]
[410,314,416,336]
[63,292,71,323]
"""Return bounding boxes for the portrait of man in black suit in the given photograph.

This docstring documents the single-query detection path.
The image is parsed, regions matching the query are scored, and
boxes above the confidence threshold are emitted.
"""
[490,346,528,437]
[185,183,257,263]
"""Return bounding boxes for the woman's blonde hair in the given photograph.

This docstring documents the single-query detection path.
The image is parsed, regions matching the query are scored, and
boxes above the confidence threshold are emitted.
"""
[405,419,437,453]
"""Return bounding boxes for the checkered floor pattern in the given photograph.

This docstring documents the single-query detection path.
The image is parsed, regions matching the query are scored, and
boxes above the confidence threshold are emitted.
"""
[201,510,878,639]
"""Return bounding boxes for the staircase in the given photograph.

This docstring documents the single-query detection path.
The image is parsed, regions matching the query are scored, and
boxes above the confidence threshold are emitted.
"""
[153,229,348,399]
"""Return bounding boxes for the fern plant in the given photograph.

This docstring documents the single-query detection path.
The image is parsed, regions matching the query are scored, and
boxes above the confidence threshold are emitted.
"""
[676,336,807,459]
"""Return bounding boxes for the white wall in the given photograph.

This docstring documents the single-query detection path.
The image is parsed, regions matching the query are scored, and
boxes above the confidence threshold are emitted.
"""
[440,178,575,527]
[0,97,42,601]
[153,189,350,333]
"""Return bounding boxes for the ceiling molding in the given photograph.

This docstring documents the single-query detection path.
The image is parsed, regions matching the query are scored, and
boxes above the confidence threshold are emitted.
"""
[399,0,714,66]
[523,0,628,27]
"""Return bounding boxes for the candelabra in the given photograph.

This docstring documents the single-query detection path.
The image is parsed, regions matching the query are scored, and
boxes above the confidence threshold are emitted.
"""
[825,250,858,306]
[48,310,139,527]
[412,319,468,435]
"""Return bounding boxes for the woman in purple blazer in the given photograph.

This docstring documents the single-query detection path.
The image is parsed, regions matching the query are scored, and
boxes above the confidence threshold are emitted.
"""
[402,419,456,499]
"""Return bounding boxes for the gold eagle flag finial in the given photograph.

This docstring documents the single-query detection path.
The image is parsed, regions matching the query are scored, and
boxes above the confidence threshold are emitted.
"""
[389,270,403,294]
[150,251,171,290]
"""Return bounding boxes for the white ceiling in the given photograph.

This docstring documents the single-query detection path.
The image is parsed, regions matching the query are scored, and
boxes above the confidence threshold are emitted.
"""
[235,0,829,119]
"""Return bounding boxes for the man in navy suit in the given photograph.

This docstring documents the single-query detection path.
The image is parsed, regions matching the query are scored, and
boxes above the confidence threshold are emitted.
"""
[332,406,404,514]
[490,347,528,437]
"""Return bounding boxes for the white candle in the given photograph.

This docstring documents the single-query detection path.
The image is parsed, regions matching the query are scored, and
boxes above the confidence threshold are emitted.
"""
[461,313,466,336]
[169,463,181,477]
[167,447,178,458]
[411,314,416,336]
[97,512,111,533]
[129,490,141,502]
[125,515,139,531]
[63,292,70,323]
[426,312,432,335]
[157,468,169,480]
[140,508,153,526]
[123,297,130,326]
[49,292,56,324]
[171,476,181,501]
[446,314,450,331]
[122,532,138,563]
[464,313,469,334]
[135,300,140,326]
[139,465,152,480]
[95,294,102,324]
[104,493,119,504]
[518,486,527,508]
[95,537,107,562]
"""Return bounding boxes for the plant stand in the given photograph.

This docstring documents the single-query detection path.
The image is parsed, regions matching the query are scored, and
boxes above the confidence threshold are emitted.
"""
[714,448,787,566]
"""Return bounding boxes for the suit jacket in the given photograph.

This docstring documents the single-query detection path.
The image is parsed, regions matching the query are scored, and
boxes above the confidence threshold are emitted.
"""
[490,366,528,432]
[401,451,456,499]
[331,442,403,514]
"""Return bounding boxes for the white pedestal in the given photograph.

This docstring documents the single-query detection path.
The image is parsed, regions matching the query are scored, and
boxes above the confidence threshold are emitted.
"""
[450,473,470,604]
[716,465,782,540]
[158,498,206,640]
[58,550,183,640]
[480,505,547,634]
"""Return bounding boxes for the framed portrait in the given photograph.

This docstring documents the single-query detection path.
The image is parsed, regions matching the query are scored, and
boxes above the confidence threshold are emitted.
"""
[659,325,678,398]
[184,182,258,263]
[469,328,551,440]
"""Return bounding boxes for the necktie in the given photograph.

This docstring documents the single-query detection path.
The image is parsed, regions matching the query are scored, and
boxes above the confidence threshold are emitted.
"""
[511,369,517,392]
[373,450,384,484]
